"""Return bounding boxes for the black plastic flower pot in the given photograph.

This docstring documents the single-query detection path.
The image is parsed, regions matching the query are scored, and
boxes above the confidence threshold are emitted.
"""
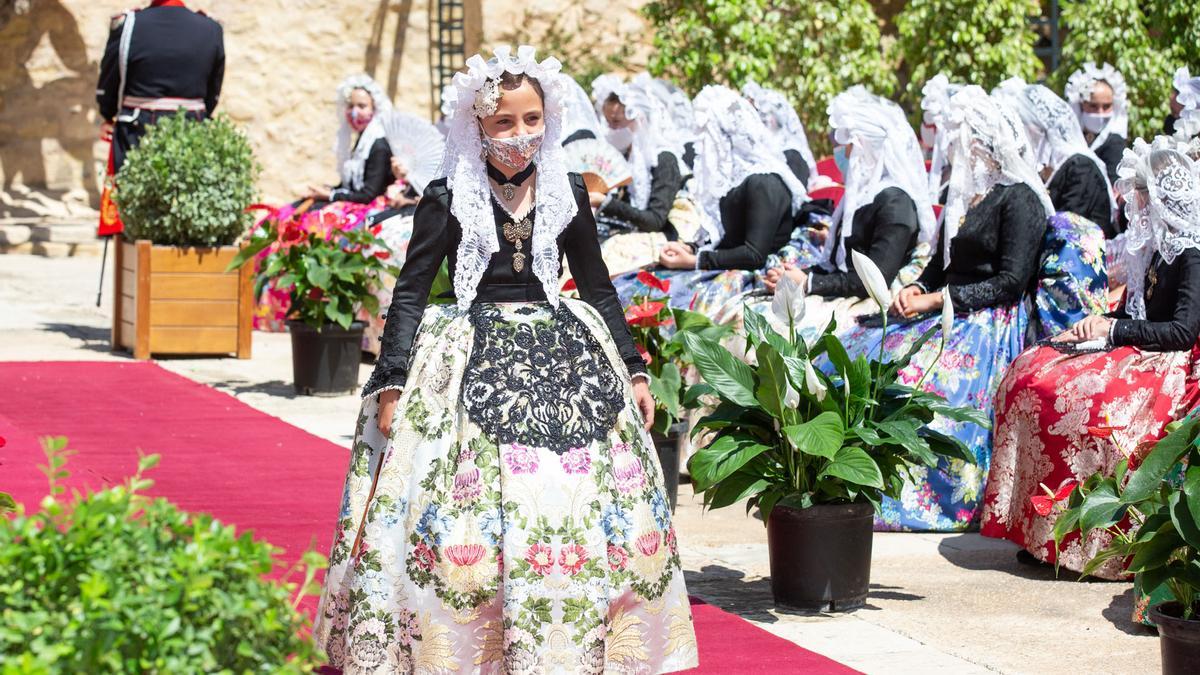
[287,320,364,396]
[651,422,685,512]
[766,501,874,612]
[1151,602,1200,675]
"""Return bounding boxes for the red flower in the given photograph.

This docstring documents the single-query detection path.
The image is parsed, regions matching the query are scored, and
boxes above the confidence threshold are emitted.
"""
[412,542,435,571]
[373,250,391,260]
[1030,480,1077,517]
[306,287,324,301]
[607,544,628,571]
[369,223,383,235]
[281,224,304,243]
[525,542,555,576]
[1087,425,1121,438]
[558,543,588,576]
[637,270,671,294]
[0,436,6,448]
[561,278,577,292]
[625,300,665,327]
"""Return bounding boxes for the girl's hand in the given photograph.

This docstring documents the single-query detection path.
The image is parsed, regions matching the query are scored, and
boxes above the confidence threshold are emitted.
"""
[1054,315,1113,343]
[896,290,943,318]
[659,241,697,269]
[377,389,401,437]
[891,285,922,316]
[633,379,655,431]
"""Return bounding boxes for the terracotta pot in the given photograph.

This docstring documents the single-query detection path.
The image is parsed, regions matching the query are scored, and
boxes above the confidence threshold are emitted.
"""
[766,501,873,611]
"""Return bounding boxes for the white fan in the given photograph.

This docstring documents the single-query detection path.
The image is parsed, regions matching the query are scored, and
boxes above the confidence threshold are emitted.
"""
[564,138,633,194]
[380,111,445,195]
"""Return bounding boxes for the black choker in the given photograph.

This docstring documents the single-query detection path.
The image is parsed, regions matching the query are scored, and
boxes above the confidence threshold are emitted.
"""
[487,162,536,201]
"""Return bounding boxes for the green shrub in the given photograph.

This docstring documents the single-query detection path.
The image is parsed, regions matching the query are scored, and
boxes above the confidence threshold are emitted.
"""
[643,0,896,156]
[1052,0,1176,141]
[0,437,325,673]
[894,0,1043,120]
[1145,0,1200,71]
[115,113,260,247]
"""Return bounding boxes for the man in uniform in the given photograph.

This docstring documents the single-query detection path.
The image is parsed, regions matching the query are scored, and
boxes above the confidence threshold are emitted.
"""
[95,0,224,171]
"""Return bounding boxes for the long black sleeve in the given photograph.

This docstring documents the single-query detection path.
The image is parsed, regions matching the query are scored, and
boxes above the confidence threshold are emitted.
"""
[945,185,1047,311]
[810,188,917,299]
[699,174,792,270]
[1112,250,1200,351]
[596,151,682,235]
[205,24,225,114]
[564,176,648,377]
[783,149,811,187]
[97,23,121,121]
[331,138,393,204]
[1094,134,1125,185]
[361,182,454,397]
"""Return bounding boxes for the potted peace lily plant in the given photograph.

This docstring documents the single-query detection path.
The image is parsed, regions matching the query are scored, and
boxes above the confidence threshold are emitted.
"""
[1051,414,1200,675]
[623,270,733,511]
[682,251,984,611]
[228,214,399,395]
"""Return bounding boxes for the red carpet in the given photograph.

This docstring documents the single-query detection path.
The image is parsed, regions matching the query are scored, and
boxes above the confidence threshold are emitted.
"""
[0,361,857,673]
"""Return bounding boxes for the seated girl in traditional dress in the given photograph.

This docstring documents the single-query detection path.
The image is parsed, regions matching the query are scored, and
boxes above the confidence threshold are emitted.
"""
[741,80,818,187]
[994,79,1116,238]
[314,46,698,673]
[1065,63,1128,184]
[612,85,807,316]
[919,74,963,206]
[981,136,1200,574]
[834,85,1055,531]
[760,86,936,337]
[254,74,395,331]
[588,74,688,273]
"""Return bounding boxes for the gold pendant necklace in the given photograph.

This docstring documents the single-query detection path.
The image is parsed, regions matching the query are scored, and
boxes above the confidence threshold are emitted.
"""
[502,184,516,201]
[503,217,533,273]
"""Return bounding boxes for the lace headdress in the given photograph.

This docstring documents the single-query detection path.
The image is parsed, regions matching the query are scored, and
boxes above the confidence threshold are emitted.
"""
[591,73,686,209]
[1065,62,1129,152]
[1173,67,1200,141]
[741,80,817,186]
[992,78,1115,220]
[334,74,393,190]
[558,73,604,142]
[825,86,937,271]
[920,74,963,203]
[939,85,1055,267]
[440,45,575,309]
[690,85,807,247]
[1116,136,1200,319]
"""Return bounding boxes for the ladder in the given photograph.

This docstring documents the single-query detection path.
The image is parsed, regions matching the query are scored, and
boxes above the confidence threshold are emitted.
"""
[429,0,465,118]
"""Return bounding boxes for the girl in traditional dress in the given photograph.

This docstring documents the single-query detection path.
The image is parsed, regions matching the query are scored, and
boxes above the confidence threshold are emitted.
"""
[558,73,604,146]
[314,46,698,674]
[255,74,396,331]
[612,85,808,317]
[919,74,963,205]
[993,79,1116,238]
[835,85,1055,531]
[741,80,817,187]
[760,85,935,337]
[1065,62,1128,183]
[588,74,688,273]
[981,136,1200,573]
[1165,67,1200,139]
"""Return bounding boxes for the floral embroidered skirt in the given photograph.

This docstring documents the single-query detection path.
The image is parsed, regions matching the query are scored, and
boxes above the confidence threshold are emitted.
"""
[314,299,699,674]
[830,304,1027,531]
[980,344,1200,577]
[1033,212,1108,338]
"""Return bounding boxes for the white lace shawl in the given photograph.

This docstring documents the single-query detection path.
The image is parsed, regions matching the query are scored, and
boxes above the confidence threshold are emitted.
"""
[1065,62,1129,151]
[1116,137,1200,320]
[591,73,686,209]
[1173,67,1200,141]
[439,46,577,309]
[825,86,937,271]
[334,74,393,191]
[558,73,604,142]
[993,78,1115,220]
[741,80,817,186]
[690,85,808,247]
[940,86,1055,267]
[920,74,962,203]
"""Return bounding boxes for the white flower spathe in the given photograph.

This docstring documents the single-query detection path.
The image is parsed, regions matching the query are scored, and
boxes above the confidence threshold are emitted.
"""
[771,272,806,326]
[852,249,892,312]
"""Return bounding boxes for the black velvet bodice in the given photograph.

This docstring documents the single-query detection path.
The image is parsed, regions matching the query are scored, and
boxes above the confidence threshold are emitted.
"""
[809,187,919,299]
[914,182,1047,311]
[697,173,795,270]
[1047,153,1114,237]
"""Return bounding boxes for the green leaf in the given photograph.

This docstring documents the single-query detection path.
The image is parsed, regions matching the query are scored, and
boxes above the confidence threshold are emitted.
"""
[0,491,15,514]
[706,471,771,509]
[681,332,760,408]
[1078,480,1125,533]
[681,382,716,408]
[1170,490,1200,550]
[753,343,789,419]
[1052,506,1081,548]
[306,264,332,290]
[688,433,773,492]
[819,446,884,489]
[782,411,845,460]
[1128,522,1185,574]
[649,363,683,422]
[1123,416,1199,503]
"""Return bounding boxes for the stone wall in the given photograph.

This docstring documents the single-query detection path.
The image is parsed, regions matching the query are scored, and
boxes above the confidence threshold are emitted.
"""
[0,0,650,210]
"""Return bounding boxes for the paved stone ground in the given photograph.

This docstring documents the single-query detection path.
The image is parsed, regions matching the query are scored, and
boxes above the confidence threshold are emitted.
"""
[1,253,1160,674]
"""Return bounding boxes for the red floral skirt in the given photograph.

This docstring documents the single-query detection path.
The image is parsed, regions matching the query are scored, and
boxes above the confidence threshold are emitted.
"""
[980,343,1200,578]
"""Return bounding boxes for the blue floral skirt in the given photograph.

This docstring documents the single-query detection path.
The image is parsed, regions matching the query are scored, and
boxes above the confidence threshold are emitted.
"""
[829,303,1028,531]
[1034,212,1108,338]
[315,299,698,674]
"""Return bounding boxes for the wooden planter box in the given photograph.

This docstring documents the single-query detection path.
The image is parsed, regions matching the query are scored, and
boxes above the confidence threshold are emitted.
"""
[111,239,253,360]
